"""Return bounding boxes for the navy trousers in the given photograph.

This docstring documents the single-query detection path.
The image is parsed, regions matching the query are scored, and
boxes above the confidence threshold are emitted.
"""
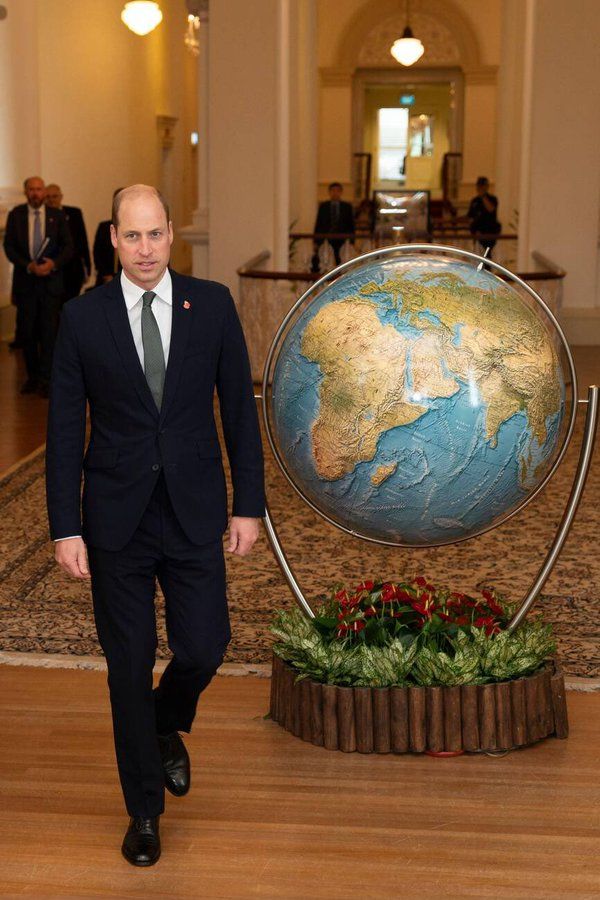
[87,473,230,817]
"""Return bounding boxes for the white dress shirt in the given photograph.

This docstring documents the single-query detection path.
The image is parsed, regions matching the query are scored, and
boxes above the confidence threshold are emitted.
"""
[28,203,46,258]
[121,267,173,368]
[55,267,173,542]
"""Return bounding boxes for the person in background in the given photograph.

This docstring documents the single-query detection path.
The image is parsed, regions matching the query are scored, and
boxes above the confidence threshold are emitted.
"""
[45,183,91,301]
[467,176,501,257]
[311,181,355,272]
[93,188,123,285]
[3,176,72,396]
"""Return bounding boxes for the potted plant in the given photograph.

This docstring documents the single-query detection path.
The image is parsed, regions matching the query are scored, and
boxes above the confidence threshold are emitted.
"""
[269,577,568,754]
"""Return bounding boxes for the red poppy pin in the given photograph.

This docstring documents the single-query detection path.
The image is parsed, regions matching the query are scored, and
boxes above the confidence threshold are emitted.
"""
[183,300,191,309]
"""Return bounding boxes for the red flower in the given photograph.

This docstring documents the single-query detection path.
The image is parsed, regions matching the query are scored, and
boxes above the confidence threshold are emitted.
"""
[381,583,396,603]
[414,576,428,587]
[356,580,374,592]
[474,615,501,636]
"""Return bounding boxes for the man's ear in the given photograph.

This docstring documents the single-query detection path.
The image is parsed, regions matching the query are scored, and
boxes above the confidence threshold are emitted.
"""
[168,221,174,245]
[110,224,118,249]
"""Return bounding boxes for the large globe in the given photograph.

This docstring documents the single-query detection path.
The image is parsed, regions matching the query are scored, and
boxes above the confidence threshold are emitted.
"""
[266,249,573,547]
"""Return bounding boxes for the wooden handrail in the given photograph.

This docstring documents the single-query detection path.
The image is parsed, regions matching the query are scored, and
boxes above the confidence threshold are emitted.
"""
[289,230,518,242]
[238,268,319,281]
[238,267,564,283]
[238,241,565,284]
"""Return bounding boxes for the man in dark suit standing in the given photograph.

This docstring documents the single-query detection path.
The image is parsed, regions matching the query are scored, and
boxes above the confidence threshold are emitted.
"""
[46,185,265,866]
[45,183,91,300]
[311,181,355,272]
[3,176,73,396]
[93,187,124,286]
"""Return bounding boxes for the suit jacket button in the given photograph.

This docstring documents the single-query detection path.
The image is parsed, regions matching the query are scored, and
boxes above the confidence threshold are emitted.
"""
[152,464,160,471]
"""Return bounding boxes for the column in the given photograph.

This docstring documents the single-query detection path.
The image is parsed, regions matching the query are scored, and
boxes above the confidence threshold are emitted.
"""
[0,0,41,335]
[179,0,209,278]
[516,0,600,342]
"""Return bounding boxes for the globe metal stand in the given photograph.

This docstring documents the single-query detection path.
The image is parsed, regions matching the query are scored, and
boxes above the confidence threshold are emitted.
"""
[260,244,597,624]
[257,244,598,752]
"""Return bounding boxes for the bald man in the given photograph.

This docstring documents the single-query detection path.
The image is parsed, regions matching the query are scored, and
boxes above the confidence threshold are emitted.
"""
[45,184,91,300]
[46,185,264,866]
[3,176,73,395]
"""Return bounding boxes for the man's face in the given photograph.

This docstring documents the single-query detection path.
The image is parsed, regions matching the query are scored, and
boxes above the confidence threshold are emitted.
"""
[25,178,46,209]
[329,185,343,202]
[111,193,173,290]
[45,185,63,209]
[477,181,489,196]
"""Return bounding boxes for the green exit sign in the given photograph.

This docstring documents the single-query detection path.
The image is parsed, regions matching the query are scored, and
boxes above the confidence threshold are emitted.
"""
[400,94,415,106]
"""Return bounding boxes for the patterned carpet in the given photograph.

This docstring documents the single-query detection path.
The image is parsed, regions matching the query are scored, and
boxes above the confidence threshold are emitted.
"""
[0,411,598,681]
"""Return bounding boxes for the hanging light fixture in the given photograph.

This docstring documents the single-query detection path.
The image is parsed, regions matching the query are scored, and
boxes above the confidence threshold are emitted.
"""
[121,1,163,36]
[390,0,425,67]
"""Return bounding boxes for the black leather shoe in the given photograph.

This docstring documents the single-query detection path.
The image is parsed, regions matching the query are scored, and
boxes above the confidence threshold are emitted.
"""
[158,731,190,796]
[121,816,161,867]
[20,378,38,394]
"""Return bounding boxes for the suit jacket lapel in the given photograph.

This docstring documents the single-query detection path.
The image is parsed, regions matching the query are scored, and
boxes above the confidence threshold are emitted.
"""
[18,207,30,259]
[102,278,159,419]
[159,270,193,424]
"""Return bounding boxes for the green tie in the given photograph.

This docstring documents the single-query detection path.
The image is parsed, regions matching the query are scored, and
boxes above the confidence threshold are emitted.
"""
[141,291,165,411]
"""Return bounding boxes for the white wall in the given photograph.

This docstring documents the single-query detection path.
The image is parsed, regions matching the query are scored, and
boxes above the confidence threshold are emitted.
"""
[208,0,289,289]
[518,0,600,333]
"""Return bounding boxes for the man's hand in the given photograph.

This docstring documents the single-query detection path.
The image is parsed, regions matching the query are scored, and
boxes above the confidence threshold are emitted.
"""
[36,257,55,276]
[226,516,261,556]
[55,536,90,579]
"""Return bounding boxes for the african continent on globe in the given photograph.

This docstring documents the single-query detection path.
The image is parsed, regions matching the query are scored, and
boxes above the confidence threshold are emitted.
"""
[270,254,566,546]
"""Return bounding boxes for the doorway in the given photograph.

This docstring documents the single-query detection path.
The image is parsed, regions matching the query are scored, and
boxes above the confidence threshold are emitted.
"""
[353,69,463,200]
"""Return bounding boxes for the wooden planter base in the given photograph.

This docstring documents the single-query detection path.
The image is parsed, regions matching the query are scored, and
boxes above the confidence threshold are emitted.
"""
[269,653,569,754]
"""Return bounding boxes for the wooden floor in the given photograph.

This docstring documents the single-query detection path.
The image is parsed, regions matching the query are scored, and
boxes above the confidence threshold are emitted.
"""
[0,342,49,474]
[0,667,598,898]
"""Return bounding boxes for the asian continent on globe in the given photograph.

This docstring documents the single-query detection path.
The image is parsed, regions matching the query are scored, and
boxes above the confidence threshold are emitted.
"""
[270,255,566,546]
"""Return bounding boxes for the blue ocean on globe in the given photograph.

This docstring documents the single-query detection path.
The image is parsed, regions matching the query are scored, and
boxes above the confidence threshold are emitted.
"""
[270,255,567,546]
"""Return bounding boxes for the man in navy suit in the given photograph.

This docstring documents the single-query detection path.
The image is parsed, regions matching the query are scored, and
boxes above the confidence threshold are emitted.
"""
[45,183,91,299]
[3,176,73,396]
[46,185,265,866]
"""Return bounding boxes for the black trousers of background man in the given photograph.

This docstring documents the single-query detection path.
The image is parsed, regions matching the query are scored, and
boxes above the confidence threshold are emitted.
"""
[18,282,62,384]
[311,238,344,272]
[87,473,230,817]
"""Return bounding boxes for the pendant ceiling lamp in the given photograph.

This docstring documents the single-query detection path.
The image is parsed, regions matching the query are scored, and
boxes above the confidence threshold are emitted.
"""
[121,1,163,36]
[390,0,425,67]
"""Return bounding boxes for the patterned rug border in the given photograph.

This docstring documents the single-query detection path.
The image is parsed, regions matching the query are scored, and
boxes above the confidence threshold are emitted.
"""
[0,651,271,679]
[0,650,597,691]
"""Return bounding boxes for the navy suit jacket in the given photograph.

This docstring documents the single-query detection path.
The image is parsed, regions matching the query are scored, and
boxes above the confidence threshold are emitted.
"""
[63,205,91,275]
[3,203,73,298]
[45,271,265,551]
[313,200,355,236]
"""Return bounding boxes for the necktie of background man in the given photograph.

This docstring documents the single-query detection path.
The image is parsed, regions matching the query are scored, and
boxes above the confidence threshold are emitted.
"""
[141,291,165,410]
[32,210,43,259]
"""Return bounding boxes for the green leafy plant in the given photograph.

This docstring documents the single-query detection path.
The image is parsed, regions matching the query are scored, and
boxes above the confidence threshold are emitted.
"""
[270,577,556,688]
